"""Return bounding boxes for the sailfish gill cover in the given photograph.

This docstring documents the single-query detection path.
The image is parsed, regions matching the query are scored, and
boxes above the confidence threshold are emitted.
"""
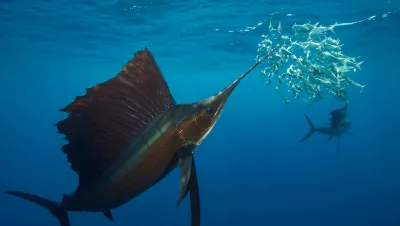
[1,0,400,226]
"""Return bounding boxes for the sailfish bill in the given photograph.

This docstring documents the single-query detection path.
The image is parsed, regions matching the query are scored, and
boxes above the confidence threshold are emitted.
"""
[4,45,280,226]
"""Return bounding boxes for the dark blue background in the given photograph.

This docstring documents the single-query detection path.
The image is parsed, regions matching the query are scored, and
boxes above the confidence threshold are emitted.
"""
[1,0,399,225]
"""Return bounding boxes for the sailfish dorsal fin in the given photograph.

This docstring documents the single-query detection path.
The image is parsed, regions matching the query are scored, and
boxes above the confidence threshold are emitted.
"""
[329,104,347,127]
[56,48,176,186]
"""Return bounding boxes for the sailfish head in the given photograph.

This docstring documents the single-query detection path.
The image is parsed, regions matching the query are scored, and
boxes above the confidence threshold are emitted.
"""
[175,45,280,147]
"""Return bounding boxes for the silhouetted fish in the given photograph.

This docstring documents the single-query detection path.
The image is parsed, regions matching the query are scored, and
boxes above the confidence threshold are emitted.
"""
[300,104,358,158]
[4,46,279,226]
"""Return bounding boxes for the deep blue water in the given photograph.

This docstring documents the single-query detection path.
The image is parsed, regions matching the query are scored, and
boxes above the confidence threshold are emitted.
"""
[1,0,400,225]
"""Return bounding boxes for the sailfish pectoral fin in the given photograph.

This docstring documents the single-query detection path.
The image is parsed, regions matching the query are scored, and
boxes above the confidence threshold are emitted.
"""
[176,153,200,226]
[176,154,193,208]
[345,132,360,139]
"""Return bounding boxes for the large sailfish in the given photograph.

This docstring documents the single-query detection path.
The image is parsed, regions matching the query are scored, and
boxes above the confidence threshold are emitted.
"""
[4,46,279,226]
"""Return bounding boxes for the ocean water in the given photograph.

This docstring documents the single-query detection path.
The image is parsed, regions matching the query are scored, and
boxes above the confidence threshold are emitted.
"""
[1,0,400,226]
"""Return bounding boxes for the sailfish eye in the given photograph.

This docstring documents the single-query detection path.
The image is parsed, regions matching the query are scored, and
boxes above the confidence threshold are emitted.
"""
[206,108,213,114]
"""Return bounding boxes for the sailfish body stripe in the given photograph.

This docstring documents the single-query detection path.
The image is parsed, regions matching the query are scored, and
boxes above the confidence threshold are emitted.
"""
[91,107,187,208]
[112,113,172,182]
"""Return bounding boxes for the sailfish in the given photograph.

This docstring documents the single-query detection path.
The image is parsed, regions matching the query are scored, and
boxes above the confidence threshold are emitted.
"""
[4,46,279,226]
[300,104,358,158]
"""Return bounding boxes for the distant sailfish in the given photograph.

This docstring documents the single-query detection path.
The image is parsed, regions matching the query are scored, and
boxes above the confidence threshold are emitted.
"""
[300,104,358,158]
[4,46,279,226]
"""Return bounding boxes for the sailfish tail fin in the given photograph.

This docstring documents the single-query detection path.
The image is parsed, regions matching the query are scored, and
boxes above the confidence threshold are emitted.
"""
[4,190,70,226]
[300,114,316,142]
